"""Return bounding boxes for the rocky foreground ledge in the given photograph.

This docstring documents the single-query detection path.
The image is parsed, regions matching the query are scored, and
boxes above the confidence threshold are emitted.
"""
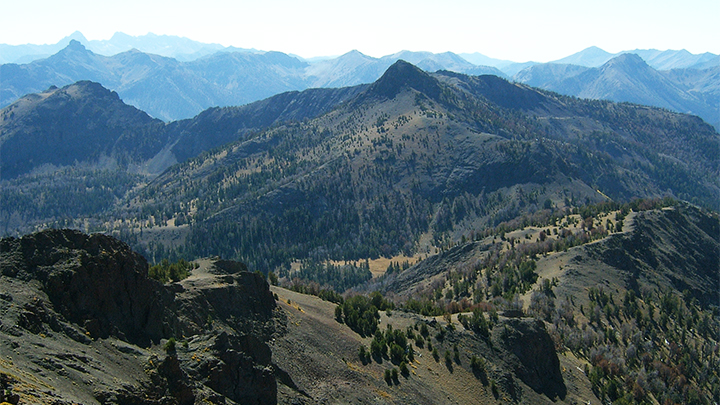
[0,229,576,405]
[0,229,278,405]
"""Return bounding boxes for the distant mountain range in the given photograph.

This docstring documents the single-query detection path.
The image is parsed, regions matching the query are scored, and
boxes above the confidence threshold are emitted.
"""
[513,54,720,129]
[1,34,717,127]
[552,46,719,70]
[0,31,260,64]
[0,40,310,121]
[0,41,502,121]
[4,32,715,71]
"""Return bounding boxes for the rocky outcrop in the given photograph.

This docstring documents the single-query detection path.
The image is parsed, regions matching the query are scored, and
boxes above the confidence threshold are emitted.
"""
[0,229,278,404]
[493,318,566,400]
[171,268,276,339]
[198,332,275,404]
[0,228,169,345]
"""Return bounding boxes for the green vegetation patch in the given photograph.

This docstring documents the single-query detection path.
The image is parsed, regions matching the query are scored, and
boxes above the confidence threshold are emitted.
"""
[338,292,393,337]
[148,258,196,283]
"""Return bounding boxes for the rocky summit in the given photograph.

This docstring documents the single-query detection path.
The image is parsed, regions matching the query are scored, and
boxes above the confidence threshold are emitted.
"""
[0,229,277,404]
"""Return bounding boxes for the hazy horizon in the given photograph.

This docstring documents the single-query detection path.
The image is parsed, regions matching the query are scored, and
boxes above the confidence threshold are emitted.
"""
[2,0,718,63]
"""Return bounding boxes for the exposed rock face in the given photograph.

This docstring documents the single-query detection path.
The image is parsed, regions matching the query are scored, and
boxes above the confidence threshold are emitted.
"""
[203,332,276,404]
[0,228,168,345]
[0,229,278,404]
[493,318,566,400]
[170,262,277,339]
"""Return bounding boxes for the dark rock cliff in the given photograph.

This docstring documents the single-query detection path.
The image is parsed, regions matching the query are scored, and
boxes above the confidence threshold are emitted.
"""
[0,228,168,346]
[493,318,567,400]
[0,228,278,404]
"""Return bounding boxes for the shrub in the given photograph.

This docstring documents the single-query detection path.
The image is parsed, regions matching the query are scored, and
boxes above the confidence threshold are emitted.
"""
[420,323,429,337]
[470,355,486,374]
[371,332,386,358]
[491,380,499,398]
[335,305,343,323]
[358,345,370,364]
[391,368,399,382]
[459,308,490,338]
[164,337,176,354]
[390,343,405,364]
[399,361,409,376]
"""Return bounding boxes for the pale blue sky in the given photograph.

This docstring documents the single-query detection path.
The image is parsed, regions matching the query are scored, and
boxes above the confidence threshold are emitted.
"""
[1,0,718,62]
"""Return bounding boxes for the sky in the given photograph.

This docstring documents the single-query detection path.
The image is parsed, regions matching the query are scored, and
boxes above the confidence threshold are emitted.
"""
[1,0,718,62]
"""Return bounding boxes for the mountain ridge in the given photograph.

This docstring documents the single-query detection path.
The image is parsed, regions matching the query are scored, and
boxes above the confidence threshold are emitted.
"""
[513,53,719,129]
[552,45,719,70]
[0,80,167,179]
[4,32,714,71]
[0,77,370,179]
[4,38,716,124]
[108,61,718,271]
[1,42,506,121]
[1,61,718,253]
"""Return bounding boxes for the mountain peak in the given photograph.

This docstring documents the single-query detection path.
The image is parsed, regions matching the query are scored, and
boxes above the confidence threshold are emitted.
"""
[66,80,121,99]
[613,53,645,62]
[553,46,614,67]
[63,31,88,43]
[65,39,89,51]
[0,80,160,179]
[582,45,608,53]
[366,60,442,100]
[48,39,94,62]
[603,53,649,69]
[109,31,133,41]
